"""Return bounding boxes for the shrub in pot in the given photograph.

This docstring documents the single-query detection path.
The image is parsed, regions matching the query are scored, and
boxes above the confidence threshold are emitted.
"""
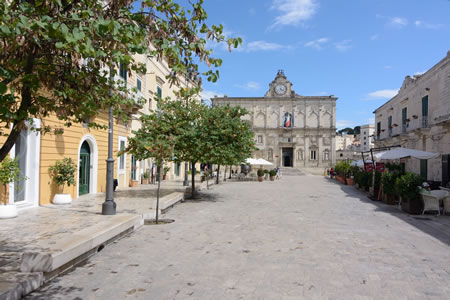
[381,172,398,204]
[49,157,76,204]
[163,166,170,180]
[142,171,149,184]
[257,169,265,182]
[395,172,423,214]
[269,169,276,181]
[0,157,21,219]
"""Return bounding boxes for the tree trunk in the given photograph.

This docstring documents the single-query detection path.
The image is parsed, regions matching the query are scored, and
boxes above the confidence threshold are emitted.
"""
[223,165,227,182]
[229,165,232,179]
[216,165,220,184]
[0,52,35,162]
[190,161,196,198]
[155,163,161,224]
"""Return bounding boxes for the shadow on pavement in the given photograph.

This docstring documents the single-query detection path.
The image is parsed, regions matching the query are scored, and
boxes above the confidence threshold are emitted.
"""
[328,177,450,246]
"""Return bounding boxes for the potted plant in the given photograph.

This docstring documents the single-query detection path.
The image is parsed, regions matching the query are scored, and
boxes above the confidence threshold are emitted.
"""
[0,157,21,219]
[163,166,170,180]
[142,171,149,184]
[269,169,276,181]
[257,169,265,182]
[395,172,423,214]
[49,157,76,205]
[381,172,398,204]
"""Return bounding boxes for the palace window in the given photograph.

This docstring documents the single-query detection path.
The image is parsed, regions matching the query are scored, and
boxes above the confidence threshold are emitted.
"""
[310,150,317,160]
[137,78,142,92]
[119,63,127,81]
[257,135,263,144]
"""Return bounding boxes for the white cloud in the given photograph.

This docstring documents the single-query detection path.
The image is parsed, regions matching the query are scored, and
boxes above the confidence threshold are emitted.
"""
[376,14,408,28]
[269,0,319,29]
[413,71,425,76]
[235,81,261,90]
[366,89,399,100]
[415,20,443,30]
[304,37,329,50]
[201,89,223,101]
[370,34,379,41]
[391,17,408,27]
[336,120,355,129]
[335,39,352,52]
[246,40,286,52]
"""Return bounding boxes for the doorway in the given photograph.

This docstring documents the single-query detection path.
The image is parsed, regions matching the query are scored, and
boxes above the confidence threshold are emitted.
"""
[79,141,91,195]
[282,148,293,167]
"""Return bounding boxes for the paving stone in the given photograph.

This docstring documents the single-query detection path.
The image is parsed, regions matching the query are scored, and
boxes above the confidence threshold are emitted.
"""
[26,174,450,299]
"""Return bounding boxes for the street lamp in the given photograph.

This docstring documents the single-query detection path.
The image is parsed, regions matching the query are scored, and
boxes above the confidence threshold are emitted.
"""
[102,67,117,215]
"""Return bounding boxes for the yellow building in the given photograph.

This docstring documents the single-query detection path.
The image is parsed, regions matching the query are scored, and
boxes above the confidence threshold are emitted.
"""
[2,52,200,209]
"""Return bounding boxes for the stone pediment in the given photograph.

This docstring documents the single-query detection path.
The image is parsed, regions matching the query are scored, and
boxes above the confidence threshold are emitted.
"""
[265,70,299,98]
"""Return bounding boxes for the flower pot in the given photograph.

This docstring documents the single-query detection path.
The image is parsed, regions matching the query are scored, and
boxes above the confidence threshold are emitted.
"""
[163,175,167,180]
[269,176,275,181]
[142,178,149,184]
[400,196,423,215]
[346,178,354,185]
[0,204,18,219]
[258,176,264,182]
[52,193,72,205]
[383,193,396,205]
[129,180,138,187]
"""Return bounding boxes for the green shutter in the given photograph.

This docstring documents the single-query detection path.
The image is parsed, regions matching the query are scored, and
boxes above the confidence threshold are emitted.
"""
[422,96,428,116]
[420,159,428,181]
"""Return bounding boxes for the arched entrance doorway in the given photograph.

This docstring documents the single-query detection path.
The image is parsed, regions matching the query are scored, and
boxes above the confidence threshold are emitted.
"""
[79,141,91,195]
[282,147,293,167]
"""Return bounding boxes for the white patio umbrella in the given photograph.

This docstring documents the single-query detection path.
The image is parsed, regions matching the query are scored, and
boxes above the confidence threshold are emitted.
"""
[245,158,261,165]
[255,158,273,166]
[351,160,372,167]
[374,148,439,160]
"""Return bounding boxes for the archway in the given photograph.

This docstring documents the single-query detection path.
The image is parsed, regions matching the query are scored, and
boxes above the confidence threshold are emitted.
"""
[77,134,98,197]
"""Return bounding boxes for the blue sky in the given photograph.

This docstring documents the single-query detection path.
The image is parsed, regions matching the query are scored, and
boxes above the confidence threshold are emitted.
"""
[199,0,450,129]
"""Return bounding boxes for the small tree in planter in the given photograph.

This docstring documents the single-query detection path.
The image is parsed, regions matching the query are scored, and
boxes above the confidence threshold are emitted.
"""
[269,169,277,181]
[257,169,265,182]
[395,172,423,214]
[142,171,149,184]
[0,157,21,219]
[49,157,76,204]
[163,166,170,180]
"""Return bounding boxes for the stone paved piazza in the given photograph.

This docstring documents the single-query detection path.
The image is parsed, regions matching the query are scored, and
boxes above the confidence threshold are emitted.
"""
[28,173,450,299]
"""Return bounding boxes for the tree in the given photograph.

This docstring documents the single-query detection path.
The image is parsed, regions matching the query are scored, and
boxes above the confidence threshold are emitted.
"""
[0,0,241,161]
[201,105,254,184]
[338,127,354,135]
[353,126,361,135]
[125,98,177,223]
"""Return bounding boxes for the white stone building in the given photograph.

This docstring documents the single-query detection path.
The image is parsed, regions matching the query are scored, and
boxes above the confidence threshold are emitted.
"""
[212,71,337,174]
[336,134,354,151]
[373,51,450,184]
[359,124,375,152]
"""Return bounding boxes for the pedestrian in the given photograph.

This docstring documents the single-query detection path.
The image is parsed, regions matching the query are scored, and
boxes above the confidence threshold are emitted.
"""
[327,168,330,177]
[330,168,334,179]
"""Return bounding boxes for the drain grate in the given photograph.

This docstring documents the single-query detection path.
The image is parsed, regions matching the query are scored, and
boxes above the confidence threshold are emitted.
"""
[144,219,175,225]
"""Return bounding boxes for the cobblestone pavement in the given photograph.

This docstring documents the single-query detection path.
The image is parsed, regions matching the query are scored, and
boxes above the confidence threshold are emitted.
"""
[28,173,450,299]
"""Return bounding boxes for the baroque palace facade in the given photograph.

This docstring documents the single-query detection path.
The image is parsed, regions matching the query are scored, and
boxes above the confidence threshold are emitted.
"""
[212,71,337,174]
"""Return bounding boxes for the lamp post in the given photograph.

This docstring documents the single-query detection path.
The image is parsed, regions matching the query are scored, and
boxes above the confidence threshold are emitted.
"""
[102,68,117,215]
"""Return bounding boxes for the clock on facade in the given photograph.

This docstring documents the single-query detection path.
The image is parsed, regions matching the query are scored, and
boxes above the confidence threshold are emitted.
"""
[275,84,287,95]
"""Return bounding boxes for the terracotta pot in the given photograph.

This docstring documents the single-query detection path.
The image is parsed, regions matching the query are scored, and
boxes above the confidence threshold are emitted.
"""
[163,175,167,180]
[346,178,354,185]
[129,180,138,187]
[270,176,275,181]
[142,178,149,184]
[258,176,264,182]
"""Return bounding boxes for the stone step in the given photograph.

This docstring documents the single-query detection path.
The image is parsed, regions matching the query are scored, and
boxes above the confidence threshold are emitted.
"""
[20,215,142,274]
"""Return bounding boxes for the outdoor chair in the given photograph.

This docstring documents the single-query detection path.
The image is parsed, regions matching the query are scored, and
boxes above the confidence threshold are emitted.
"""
[420,190,448,215]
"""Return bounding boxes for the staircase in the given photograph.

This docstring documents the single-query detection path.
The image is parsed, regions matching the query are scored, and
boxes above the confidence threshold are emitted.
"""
[279,167,305,176]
